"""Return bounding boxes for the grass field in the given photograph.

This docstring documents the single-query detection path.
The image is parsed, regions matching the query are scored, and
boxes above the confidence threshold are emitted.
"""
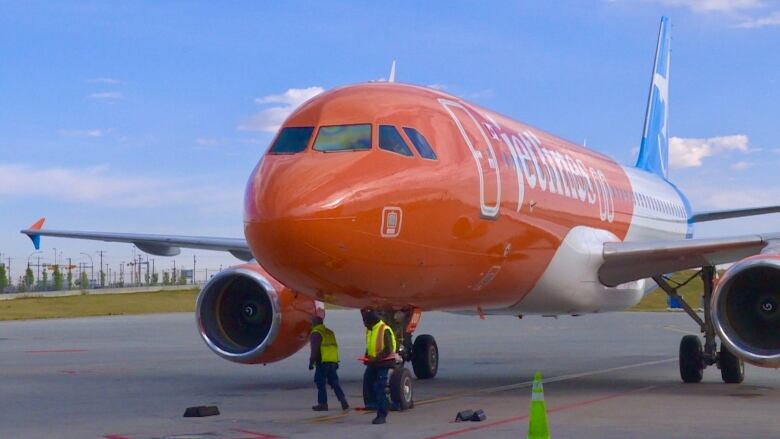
[0,270,708,320]
[0,289,199,321]
[630,270,705,311]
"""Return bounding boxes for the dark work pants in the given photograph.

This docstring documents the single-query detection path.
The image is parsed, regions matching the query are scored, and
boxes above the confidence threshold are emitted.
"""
[365,365,391,417]
[314,362,346,405]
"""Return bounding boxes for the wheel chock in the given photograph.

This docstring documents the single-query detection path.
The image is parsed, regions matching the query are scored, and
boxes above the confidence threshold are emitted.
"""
[470,409,486,422]
[455,410,474,422]
[183,405,220,417]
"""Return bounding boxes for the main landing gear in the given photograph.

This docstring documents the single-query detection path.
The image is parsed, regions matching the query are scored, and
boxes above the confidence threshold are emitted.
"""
[654,266,744,384]
[361,308,440,411]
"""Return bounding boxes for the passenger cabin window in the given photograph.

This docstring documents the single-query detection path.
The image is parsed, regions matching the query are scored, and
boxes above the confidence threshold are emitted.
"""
[378,125,413,157]
[313,124,371,152]
[268,126,314,154]
[403,127,437,160]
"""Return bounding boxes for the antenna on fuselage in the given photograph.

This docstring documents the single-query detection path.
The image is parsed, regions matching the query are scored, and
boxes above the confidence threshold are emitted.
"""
[388,60,396,83]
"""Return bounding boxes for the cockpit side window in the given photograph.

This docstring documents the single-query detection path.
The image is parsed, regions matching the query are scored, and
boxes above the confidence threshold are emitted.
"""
[378,125,413,157]
[268,127,314,154]
[403,127,437,160]
[313,124,372,152]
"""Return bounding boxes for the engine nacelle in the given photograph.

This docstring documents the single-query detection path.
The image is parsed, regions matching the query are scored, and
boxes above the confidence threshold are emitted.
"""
[196,263,320,364]
[712,255,780,367]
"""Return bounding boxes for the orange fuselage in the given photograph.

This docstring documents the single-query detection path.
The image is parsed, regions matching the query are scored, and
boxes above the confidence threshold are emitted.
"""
[244,83,634,311]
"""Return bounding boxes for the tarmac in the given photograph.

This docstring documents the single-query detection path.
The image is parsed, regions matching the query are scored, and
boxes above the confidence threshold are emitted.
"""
[1,310,778,438]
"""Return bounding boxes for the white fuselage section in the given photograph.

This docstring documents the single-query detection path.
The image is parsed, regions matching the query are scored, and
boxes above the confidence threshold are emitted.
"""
[495,166,690,316]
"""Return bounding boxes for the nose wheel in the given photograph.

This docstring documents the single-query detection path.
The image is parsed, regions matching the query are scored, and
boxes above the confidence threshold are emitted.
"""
[389,367,414,410]
[361,366,415,411]
[411,334,438,379]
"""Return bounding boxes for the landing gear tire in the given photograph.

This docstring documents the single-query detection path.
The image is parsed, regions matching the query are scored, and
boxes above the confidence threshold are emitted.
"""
[389,367,414,411]
[719,346,745,384]
[680,335,704,383]
[411,334,438,379]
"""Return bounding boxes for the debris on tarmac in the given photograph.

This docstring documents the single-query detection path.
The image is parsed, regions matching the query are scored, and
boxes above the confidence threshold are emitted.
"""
[470,409,486,422]
[183,405,220,417]
[455,409,486,422]
[455,409,474,422]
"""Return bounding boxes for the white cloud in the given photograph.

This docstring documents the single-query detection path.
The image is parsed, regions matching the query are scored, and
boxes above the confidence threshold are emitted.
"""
[57,129,103,138]
[701,188,780,210]
[88,77,124,84]
[730,161,753,170]
[0,163,242,210]
[645,0,764,12]
[89,91,123,100]
[736,11,780,27]
[239,86,324,133]
[670,134,749,168]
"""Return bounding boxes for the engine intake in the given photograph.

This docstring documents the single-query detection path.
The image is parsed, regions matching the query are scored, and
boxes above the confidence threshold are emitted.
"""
[196,264,318,364]
[712,256,780,367]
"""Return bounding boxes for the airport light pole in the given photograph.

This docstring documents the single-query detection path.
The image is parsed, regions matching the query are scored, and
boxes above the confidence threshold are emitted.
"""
[97,250,106,287]
[28,251,43,285]
[27,251,42,270]
[80,252,94,284]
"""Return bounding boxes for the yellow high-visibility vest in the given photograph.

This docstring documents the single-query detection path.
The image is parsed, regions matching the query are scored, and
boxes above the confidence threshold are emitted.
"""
[365,320,397,360]
[311,324,339,363]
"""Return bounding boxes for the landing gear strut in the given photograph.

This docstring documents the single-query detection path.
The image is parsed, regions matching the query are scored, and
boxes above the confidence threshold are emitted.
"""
[360,307,439,411]
[378,308,439,380]
[654,266,744,384]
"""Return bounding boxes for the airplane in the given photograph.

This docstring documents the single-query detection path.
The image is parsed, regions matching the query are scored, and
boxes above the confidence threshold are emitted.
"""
[22,17,780,409]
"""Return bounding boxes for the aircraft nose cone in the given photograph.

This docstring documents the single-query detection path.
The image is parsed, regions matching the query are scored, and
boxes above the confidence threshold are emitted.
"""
[243,155,370,299]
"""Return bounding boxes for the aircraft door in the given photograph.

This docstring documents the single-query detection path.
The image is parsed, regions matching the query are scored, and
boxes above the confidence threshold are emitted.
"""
[439,99,501,219]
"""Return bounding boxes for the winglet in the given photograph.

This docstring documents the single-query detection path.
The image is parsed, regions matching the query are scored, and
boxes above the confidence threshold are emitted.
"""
[388,60,396,83]
[636,16,671,179]
[23,217,46,250]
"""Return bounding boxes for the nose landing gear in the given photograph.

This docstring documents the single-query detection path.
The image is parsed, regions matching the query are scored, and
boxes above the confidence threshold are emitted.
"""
[655,266,744,384]
[360,307,440,411]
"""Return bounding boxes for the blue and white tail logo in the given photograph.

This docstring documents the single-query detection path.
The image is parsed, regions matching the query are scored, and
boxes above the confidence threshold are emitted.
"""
[636,16,671,179]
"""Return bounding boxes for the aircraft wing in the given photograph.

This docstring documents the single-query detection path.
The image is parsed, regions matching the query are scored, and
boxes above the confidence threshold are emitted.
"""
[599,233,780,287]
[690,205,780,223]
[20,218,254,261]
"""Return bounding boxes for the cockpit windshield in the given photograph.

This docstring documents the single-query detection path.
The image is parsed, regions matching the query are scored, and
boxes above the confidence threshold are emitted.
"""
[268,127,314,154]
[313,124,371,152]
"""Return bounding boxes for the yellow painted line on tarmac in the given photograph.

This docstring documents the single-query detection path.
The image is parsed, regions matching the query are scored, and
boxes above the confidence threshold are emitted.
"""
[301,357,675,424]
[662,325,699,336]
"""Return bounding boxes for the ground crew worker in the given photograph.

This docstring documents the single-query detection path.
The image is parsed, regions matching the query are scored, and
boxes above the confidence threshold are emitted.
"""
[309,315,349,411]
[361,308,397,425]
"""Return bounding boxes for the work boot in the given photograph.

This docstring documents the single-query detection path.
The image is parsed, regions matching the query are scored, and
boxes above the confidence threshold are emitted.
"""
[372,415,386,425]
[312,403,328,411]
[340,400,349,411]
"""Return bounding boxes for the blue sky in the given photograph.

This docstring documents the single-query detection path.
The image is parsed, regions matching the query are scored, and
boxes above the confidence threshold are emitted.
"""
[1,1,779,281]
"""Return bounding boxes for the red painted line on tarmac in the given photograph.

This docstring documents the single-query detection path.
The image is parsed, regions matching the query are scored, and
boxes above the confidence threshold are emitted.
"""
[103,435,131,439]
[229,428,284,438]
[60,369,79,375]
[424,385,657,439]
[24,349,88,354]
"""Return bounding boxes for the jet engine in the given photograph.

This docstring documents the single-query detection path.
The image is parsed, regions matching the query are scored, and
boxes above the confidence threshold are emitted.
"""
[196,263,320,364]
[712,255,780,367]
